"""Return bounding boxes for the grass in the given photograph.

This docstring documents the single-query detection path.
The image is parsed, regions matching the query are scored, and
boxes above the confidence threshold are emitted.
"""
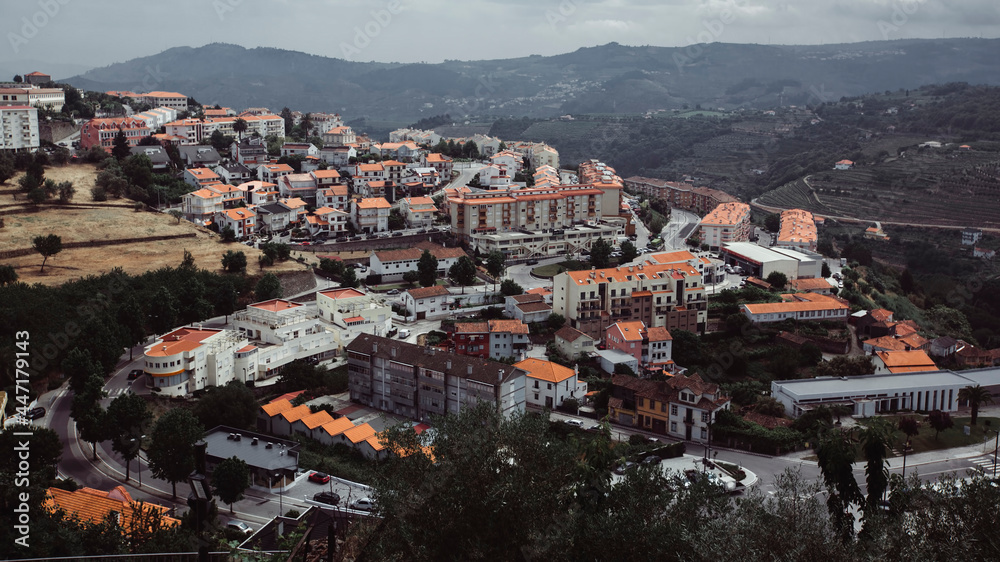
[883,415,1000,456]
[532,259,589,279]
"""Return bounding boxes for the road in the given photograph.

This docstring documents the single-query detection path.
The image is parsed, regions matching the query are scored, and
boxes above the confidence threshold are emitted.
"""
[660,209,700,251]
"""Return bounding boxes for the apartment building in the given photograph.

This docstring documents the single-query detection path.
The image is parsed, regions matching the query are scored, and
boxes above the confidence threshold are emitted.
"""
[181,188,224,224]
[352,197,391,233]
[231,138,269,168]
[0,87,65,110]
[452,319,530,361]
[317,184,349,212]
[741,292,850,324]
[79,117,150,151]
[232,298,338,375]
[421,152,453,181]
[699,202,752,249]
[604,321,675,374]
[0,105,39,151]
[322,125,356,146]
[315,288,392,350]
[622,176,738,215]
[346,334,527,421]
[609,374,730,443]
[183,167,222,188]
[777,208,818,251]
[399,196,438,229]
[278,173,318,203]
[552,261,707,339]
[258,163,294,184]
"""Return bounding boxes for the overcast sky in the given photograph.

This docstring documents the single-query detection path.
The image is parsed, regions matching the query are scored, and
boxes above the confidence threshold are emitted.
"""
[4,0,1000,70]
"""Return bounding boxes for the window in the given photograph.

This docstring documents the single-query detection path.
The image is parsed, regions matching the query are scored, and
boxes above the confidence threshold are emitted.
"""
[670,405,677,416]
[701,412,709,423]
[670,422,677,432]
[534,381,539,389]
[700,428,708,440]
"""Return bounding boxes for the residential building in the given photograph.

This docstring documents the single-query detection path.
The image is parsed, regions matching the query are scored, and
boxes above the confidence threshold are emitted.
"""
[258,162,294,184]
[280,142,318,157]
[578,159,622,187]
[402,285,450,320]
[360,179,396,201]
[605,321,675,374]
[304,206,349,237]
[310,169,343,190]
[529,143,560,169]
[232,298,339,374]
[864,222,890,241]
[318,145,356,167]
[181,188,224,224]
[130,145,171,171]
[787,277,834,295]
[316,288,393,350]
[622,176,738,215]
[142,326,247,396]
[352,162,385,190]
[317,184,350,212]
[834,159,854,170]
[552,261,707,339]
[491,150,522,172]
[23,71,51,85]
[516,358,588,409]
[352,197,391,233]
[452,319,529,360]
[929,336,959,358]
[278,173,318,203]
[0,87,65,110]
[232,137,269,167]
[421,153,453,181]
[504,293,552,324]
[131,106,178,131]
[256,201,298,233]
[369,241,466,282]
[0,88,28,105]
[400,196,438,229]
[346,334,527,421]
[699,202,752,250]
[608,374,730,442]
[214,162,254,184]
[45,486,180,530]
[553,325,597,359]
[0,105,39,151]
[648,249,727,287]
[183,167,222,188]
[206,183,246,209]
[741,292,849,324]
[322,125,356,146]
[962,228,983,246]
[777,208,818,251]
[382,160,407,183]
[137,91,188,111]
[79,117,150,151]
[241,180,279,205]
[214,207,256,239]
[872,350,938,375]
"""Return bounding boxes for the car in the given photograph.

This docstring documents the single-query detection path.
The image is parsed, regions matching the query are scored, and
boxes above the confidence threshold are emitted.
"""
[564,419,584,428]
[313,491,341,506]
[25,407,45,420]
[642,455,661,465]
[350,497,376,511]
[386,289,400,295]
[226,520,253,535]
[526,259,539,265]
[127,369,143,380]
[587,423,603,432]
[614,461,637,475]
[392,231,403,237]
[398,329,411,339]
[309,471,331,484]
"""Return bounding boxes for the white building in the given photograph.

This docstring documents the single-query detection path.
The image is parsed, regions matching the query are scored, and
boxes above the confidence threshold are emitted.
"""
[399,196,438,229]
[0,105,39,151]
[232,298,339,376]
[352,197,391,233]
[402,285,451,320]
[214,207,256,240]
[316,288,393,350]
[515,358,587,409]
[143,327,247,397]
[369,242,466,283]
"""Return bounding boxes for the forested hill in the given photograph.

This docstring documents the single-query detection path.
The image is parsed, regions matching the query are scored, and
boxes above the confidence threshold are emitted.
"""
[62,38,1000,121]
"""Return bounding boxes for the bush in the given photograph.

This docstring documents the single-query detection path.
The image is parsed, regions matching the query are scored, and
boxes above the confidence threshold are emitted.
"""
[90,185,107,201]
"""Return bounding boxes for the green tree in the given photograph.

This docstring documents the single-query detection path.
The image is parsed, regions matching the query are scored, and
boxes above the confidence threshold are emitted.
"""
[32,233,62,272]
[220,225,237,243]
[620,241,638,263]
[764,213,781,232]
[168,209,183,223]
[117,294,146,360]
[900,268,915,293]
[671,329,704,367]
[816,355,875,378]
[547,313,566,331]
[590,238,613,269]
[63,347,102,395]
[485,250,506,290]
[417,249,439,287]
[233,117,248,140]
[858,417,893,513]
[148,286,179,334]
[192,380,258,430]
[821,262,832,278]
[341,264,359,288]
[214,280,238,322]
[221,250,247,273]
[0,264,18,285]
[147,408,204,499]
[106,393,152,483]
[402,270,420,286]
[958,385,993,426]
[816,428,863,543]
[449,256,477,293]
[255,272,283,300]
[213,456,250,513]
[927,409,954,440]
[112,128,131,161]
[500,278,524,296]
[766,271,788,289]
[897,416,920,439]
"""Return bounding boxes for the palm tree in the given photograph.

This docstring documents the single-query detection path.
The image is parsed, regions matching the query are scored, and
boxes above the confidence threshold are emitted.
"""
[959,385,994,426]
[233,117,248,140]
[858,417,893,513]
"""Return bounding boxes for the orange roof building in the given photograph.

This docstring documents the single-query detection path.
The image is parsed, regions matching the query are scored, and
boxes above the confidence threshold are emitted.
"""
[742,293,849,324]
[699,202,752,249]
[45,486,180,530]
[777,208,818,251]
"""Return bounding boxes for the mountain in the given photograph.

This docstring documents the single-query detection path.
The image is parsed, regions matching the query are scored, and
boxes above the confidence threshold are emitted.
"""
[61,39,1000,122]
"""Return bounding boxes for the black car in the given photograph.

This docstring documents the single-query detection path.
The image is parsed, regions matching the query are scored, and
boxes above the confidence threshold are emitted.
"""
[313,491,340,506]
[127,369,143,380]
[392,231,403,237]
[25,407,45,420]
[526,259,539,265]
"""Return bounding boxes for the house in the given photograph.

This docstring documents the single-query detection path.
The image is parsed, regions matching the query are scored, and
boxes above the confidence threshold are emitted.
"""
[404,167,442,190]
[316,288,393,350]
[255,201,298,233]
[699,202,752,250]
[834,159,854,170]
[280,142,318,157]
[974,247,996,260]
[317,184,350,212]
[452,319,529,360]
[402,285,451,320]
[304,207,349,237]
[421,153,453,181]
[207,183,246,209]
[202,426,299,491]
[23,71,51,85]
[45,486,180,530]
[553,326,596,359]
[214,208,256,240]
[399,196,438,229]
[854,308,895,337]
[258,162,294,184]
[872,350,938,375]
[516,358,588,409]
[214,162,254,184]
[369,241,466,282]
[232,137,269,168]
[787,277,834,295]
[181,188,224,224]
[608,374,730,442]
[231,298,339,377]
[131,106,178,132]
[864,222,890,241]
[318,145,356,167]
[962,228,983,246]
[242,181,280,205]
[322,125,356,146]
[178,145,222,168]
[359,179,396,201]
[504,293,552,324]
[352,162,385,190]
[346,334,527,421]
[129,145,171,171]
[291,410,334,440]
[352,197,391,233]
[929,336,958,358]
[742,292,849,324]
[604,321,675,375]
[310,169,343,190]
[278,173,319,203]
[183,167,222,188]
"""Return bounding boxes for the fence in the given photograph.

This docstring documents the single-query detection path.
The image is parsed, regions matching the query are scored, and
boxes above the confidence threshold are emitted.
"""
[0,232,198,260]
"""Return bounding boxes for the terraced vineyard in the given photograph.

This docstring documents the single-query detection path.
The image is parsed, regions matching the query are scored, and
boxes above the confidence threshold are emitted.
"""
[756,149,1000,228]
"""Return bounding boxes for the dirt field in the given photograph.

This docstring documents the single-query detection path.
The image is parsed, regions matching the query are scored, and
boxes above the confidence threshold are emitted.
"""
[1,164,310,286]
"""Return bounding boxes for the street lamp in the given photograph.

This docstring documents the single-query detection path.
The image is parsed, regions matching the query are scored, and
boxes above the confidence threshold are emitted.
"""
[901,440,913,479]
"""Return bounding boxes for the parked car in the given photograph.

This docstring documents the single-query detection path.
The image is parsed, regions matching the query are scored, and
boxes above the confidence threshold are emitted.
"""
[614,461,637,475]
[350,497,376,511]
[587,423,603,432]
[309,471,331,484]
[25,407,45,420]
[564,419,584,428]
[226,520,253,535]
[392,231,403,237]
[313,491,340,506]
[642,455,661,465]
[526,259,539,265]
[127,369,143,380]
[386,289,400,295]
[398,329,411,339]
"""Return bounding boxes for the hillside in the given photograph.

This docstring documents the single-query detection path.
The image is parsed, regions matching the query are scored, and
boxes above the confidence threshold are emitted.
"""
[61,39,1000,122]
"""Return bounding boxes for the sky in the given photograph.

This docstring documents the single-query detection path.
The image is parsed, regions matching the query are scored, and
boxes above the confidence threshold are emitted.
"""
[3,0,1000,72]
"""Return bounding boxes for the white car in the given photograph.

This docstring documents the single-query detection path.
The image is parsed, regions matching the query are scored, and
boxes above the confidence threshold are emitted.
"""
[564,419,584,428]
[350,497,377,511]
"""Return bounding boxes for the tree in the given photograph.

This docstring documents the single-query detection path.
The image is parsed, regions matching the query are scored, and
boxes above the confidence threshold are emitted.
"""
[148,286,179,334]
[63,346,102,395]
[500,278,524,296]
[402,270,420,286]
[485,250,506,290]
[754,396,786,417]
[671,329,704,367]
[213,456,250,513]
[168,209,183,223]
[71,389,107,461]
[32,234,62,272]
[764,213,781,233]
[449,256,477,293]
[279,107,294,135]
[147,408,204,499]
[900,268,915,293]
[927,409,954,440]
[897,416,920,439]
[221,250,247,273]
[106,393,152,483]
[858,417,893,512]
[590,239,613,269]
[0,264,17,285]
[13,74,22,83]
[619,241,638,263]
[220,225,236,243]
[255,272,282,300]
[192,381,258,430]
[766,271,788,289]
[214,281,238,322]
[547,313,566,331]
[116,294,145,360]
[340,264,359,288]
[816,356,875,378]
[958,385,993,426]
[816,428,863,542]
[417,249,439,287]
[821,262,832,278]
[27,187,48,205]
[112,128,131,161]
[233,117,248,140]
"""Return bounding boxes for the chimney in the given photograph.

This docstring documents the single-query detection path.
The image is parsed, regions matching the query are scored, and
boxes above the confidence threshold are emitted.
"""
[467,365,473,375]
[373,342,378,354]
[446,359,452,370]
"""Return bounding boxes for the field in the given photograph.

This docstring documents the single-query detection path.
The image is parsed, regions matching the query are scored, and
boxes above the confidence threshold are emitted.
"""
[1,164,305,286]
